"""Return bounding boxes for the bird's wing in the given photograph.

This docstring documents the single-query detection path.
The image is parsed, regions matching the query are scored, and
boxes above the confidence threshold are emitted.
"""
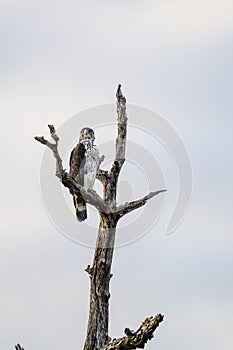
[69,142,86,185]
[69,142,87,221]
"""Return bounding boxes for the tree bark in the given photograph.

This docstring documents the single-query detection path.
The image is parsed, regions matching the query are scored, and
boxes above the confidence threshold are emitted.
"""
[32,85,165,350]
[83,85,127,350]
[103,314,164,350]
[83,213,118,350]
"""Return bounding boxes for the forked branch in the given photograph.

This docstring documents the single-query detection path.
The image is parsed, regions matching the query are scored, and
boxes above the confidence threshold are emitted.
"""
[33,86,165,350]
[35,124,166,216]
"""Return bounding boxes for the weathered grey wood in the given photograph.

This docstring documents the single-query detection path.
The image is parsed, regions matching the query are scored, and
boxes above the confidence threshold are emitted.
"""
[31,85,166,350]
[117,189,167,219]
[83,85,128,350]
[103,314,164,350]
[83,213,117,350]
[104,85,127,203]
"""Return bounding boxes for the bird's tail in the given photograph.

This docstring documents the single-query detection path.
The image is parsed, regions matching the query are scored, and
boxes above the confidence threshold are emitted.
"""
[72,193,87,222]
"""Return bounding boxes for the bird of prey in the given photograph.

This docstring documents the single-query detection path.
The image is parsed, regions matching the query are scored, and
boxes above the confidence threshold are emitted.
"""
[69,127,101,221]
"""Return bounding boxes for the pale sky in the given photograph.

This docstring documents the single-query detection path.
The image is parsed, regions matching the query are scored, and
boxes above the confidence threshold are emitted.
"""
[1,1,233,349]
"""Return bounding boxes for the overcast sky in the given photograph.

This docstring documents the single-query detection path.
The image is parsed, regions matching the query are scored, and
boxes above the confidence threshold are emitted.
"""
[1,1,233,349]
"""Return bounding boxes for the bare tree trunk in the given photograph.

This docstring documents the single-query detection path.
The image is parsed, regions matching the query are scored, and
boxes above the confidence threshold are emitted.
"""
[83,85,126,350]
[32,85,165,350]
[84,213,118,350]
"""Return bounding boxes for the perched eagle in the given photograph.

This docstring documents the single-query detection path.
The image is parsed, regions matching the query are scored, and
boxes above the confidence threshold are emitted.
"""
[69,127,100,221]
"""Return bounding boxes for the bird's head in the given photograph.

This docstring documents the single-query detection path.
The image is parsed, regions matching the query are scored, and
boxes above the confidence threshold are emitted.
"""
[79,127,95,145]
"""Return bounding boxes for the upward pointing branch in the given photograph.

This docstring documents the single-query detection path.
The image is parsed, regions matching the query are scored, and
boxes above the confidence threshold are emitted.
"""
[34,124,62,179]
[115,83,127,165]
[105,84,128,202]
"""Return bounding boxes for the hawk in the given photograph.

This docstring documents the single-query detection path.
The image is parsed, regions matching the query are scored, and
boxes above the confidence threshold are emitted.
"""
[69,127,100,221]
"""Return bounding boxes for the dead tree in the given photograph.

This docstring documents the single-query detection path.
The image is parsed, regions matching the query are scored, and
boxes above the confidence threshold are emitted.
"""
[16,85,165,350]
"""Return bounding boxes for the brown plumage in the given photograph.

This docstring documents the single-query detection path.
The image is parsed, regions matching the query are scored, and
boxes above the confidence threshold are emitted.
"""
[69,127,97,221]
[69,142,87,221]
